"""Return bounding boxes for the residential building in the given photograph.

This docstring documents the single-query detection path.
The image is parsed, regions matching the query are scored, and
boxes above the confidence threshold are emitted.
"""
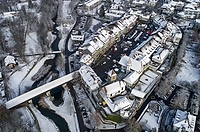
[4,55,16,69]
[105,9,125,20]
[71,30,84,41]
[123,71,142,86]
[103,81,126,98]
[131,0,145,7]
[183,3,200,19]
[161,3,175,14]
[79,65,102,92]
[118,55,150,73]
[151,47,169,64]
[79,15,138,65]
[173,110,196,132]
[107,69,117,83]
[130,70,161,99]
[85,0,102,11]
[146,0,158,7]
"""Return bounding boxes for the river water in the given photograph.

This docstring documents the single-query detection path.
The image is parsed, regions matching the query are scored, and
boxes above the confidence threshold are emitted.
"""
[31,10,70,132]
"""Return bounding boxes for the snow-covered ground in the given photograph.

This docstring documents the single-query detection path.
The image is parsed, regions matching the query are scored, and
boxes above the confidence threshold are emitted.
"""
[57,0,76,52]
[176,43,200,83]
[30,105,58,132]
[44,89,80,132]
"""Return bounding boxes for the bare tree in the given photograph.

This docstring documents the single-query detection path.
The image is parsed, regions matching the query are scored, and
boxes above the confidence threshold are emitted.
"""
[124,118,142,132]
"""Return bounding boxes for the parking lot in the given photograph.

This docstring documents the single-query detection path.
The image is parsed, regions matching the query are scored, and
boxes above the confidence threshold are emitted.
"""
[92,20,159,82]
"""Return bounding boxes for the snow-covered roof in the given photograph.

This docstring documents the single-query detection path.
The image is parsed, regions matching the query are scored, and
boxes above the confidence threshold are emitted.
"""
[107,70,117,77]
[123,71,142,85]
[152,47,169,64]
[80,54,94,65]
[132,0,145,4]
[108,9,125,15]
[141,39,160,57]
[132,70,160,98]
[87,45,96,54]
[112,97,131,112]
[173,110,196,132]
[105,13,122,19]
[79,65,102,91]
[118,55,143,72]
[184,4,196,10]
[101,88,131,112]
[104,81,126,97]
[131,88,146,98]
[85,0,101,7]
[4,55,16,67]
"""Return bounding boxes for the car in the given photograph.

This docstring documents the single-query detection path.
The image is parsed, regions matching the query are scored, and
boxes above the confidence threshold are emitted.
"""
[102,61,106,65]
[113,47,117,52]
[82,112,88,118]
[113,59,117,63]
[81,107,86,112]
[83,114,88,118]
[107,57,110,60]
[123,47,128,52]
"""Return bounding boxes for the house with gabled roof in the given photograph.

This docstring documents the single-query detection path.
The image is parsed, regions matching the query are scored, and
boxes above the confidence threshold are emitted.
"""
[173,110,196,132]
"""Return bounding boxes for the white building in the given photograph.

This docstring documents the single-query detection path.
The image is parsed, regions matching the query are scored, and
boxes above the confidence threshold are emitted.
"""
[71,30,84,41]
[123,71,143,86]
[4,55,16,69]
[130,70,160,99]
[173,110,196,132]
[151,47,169,64]
[79,15,138,65]
[105,10,125,20]
[85,0,102,11]
[79,65,102,92]
[103,81,126,98]
[118,55,150,73]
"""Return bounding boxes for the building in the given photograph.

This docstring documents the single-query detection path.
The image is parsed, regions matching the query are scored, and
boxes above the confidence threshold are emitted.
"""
[103,81,126,98]
[123,71,142,86]
[130,70,161,99]
[79,65,102,92]
[107,69,117,83]
[85,0,102,11]
[151,47,169,64]
[105,9,125,20]
[4,55,16,69]
[79,15,138,65]
[173,110,196,132]
[71,30,84,41]
[183,3,200,19]
[118,55,150,73]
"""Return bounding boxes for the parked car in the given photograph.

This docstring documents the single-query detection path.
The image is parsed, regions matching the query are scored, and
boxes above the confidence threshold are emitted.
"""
[113,47,117,52]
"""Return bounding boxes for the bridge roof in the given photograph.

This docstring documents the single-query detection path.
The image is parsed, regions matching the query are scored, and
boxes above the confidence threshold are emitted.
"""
[5,71,77,109]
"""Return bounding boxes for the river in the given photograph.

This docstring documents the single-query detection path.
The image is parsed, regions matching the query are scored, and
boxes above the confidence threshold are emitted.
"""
[31,6,70,132]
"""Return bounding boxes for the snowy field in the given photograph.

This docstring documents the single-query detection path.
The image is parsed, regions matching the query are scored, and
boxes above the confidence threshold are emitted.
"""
[176,41,200,83]
[44,89,80,132]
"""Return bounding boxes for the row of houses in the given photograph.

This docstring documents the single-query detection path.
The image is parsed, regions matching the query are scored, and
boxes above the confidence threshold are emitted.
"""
[79,15,138,65]
[161,0,200,19]
[78,14,182,124]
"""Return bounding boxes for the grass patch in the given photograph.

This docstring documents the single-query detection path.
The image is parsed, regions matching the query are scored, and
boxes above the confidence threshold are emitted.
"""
[105,114,123,123]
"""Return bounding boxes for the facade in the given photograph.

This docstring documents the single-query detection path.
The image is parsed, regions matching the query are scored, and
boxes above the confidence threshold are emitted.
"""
[103,81,126,98]
[71,30,84,41]
[79,15,138,65]
[107,70,117,83]
[79,65,102,92]
[105,9,125,20]
[85,0,102,11]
